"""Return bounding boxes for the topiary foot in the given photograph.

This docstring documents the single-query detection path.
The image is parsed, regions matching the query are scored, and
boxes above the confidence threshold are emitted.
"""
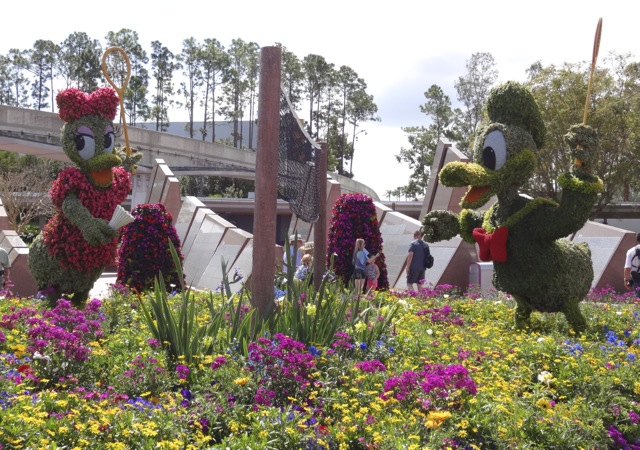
[514,298,532,329]
[71,290,90,309]
[563,301,587,334]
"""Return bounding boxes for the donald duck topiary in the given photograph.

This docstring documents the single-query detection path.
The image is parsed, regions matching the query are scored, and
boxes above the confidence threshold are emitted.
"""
[29,87,135,307]
[422,81,602,332]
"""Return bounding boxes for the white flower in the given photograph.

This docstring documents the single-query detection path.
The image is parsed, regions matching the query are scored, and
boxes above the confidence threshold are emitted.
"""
[538,371,553,386]
[537,337,545,343]
[33,351,51,363]
[616,311,622,315]
[426,329,433,336]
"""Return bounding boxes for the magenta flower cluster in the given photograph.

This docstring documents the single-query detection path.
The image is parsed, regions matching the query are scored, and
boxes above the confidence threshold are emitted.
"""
[327,193,388,289]
[26,299,104,363]
[247,333,317,407]
[381,363,477,410]
[0,299,104,384]
[117,203,185,292]
[118,355,171,397]
[354,359,386,373]
[415,304,465,326]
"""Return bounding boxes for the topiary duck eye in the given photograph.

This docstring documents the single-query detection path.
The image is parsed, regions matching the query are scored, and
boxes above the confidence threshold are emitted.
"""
[74,133,96,160]
[104,131,115,153]
[482,130,507,170]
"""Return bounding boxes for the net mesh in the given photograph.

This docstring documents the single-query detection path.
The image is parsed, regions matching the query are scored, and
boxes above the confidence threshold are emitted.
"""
[277,88,321,223]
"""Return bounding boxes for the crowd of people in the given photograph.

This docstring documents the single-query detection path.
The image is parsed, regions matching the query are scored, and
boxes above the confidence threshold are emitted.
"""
[283,229,433,297]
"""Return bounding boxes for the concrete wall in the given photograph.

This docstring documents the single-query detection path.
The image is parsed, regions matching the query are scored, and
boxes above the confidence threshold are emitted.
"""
[0,199,37,297]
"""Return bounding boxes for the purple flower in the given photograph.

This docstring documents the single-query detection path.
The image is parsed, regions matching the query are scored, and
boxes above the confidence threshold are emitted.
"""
[355,360,386,373]
[176,365,189,380]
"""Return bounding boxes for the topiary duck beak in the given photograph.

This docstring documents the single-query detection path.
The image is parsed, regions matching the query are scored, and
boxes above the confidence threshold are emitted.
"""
[462,185,492,208]
[90,168,113,187]
[86,153,122,187]
[439,161,495,209]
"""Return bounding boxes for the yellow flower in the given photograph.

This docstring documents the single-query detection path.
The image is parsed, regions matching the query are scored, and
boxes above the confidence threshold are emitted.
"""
[306,304,317,316]
[355,322,367,332]
[425,410,451,428]
[234,377,250,386]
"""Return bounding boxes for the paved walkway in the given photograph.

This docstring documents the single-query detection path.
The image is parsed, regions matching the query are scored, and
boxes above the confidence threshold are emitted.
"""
[89,272,117,299]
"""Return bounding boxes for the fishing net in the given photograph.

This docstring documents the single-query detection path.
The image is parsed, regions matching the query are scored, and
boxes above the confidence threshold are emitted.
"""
[277,88,321,223]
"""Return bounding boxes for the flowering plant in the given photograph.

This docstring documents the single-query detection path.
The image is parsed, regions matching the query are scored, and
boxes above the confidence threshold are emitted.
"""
[56,87,119,122]
[117,203,184,292]
[327,193,388,289]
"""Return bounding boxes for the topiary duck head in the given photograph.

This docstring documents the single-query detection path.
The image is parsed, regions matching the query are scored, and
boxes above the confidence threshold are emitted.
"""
[439,81,546,208]
[56,87,123,188]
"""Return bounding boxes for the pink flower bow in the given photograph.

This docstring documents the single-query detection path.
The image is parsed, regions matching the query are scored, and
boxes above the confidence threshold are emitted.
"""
[56,87,119,122]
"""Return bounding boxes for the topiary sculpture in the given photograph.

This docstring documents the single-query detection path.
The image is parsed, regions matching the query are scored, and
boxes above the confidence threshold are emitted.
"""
[422,81,602,332]
[29,87,135,308]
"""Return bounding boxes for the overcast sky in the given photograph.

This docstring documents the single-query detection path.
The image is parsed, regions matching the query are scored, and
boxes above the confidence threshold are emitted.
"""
[1,1,638,197]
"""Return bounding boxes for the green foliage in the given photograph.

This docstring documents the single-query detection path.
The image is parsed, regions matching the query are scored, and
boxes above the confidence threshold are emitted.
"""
[395,84,457,197]
[0,285,639,448]
[272,254,400,348]
[422,209,460,242]
[425,81,604,333]
[486,80,546,148]
[137,249,259,374]
[18,224,40,245]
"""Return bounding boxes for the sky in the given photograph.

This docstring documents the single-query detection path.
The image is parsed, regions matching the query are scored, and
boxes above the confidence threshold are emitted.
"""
[2,1,639,198]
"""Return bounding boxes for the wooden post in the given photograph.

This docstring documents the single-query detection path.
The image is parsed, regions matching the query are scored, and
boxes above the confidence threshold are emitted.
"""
[314,143,328,290]
[252,46,281,318]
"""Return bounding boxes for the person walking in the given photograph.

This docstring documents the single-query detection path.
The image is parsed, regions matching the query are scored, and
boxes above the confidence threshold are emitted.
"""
[352,238,379,297]
[406,230,430,292]
[624,232,640,297]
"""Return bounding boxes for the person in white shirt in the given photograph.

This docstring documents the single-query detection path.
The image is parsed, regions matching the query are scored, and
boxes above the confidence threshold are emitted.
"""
[283,234,304,272]
[624,233,640,297]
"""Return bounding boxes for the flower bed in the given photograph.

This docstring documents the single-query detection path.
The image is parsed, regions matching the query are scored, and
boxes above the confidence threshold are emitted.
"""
[0,286,638,449]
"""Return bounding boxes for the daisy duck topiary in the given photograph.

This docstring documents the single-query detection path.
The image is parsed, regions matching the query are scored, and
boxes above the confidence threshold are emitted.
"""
[422,81,602,332]
[29,87,136,308]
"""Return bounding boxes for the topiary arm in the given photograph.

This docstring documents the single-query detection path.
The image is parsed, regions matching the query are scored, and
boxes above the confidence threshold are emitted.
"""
[565,124,599,181]
[62,194,117,246]
[529,124,602,241]
[422,210,462,243]
[116,146,143,174]
[459,209,485,244]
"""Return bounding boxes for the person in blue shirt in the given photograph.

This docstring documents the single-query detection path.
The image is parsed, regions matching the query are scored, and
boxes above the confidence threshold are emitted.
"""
[406,230,428,292]
[352,238,380,296]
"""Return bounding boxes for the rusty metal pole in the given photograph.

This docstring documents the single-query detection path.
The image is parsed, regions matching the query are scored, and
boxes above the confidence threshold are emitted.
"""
[314,142,328,290]
[252,46,281,318]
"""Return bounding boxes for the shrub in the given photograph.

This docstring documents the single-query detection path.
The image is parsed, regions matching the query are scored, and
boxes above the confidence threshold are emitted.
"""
[117,203,184,293]
[327,193,388,290]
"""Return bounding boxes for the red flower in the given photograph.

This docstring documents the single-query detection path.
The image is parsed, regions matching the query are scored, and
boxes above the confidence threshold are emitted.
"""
[56,87,120,122]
